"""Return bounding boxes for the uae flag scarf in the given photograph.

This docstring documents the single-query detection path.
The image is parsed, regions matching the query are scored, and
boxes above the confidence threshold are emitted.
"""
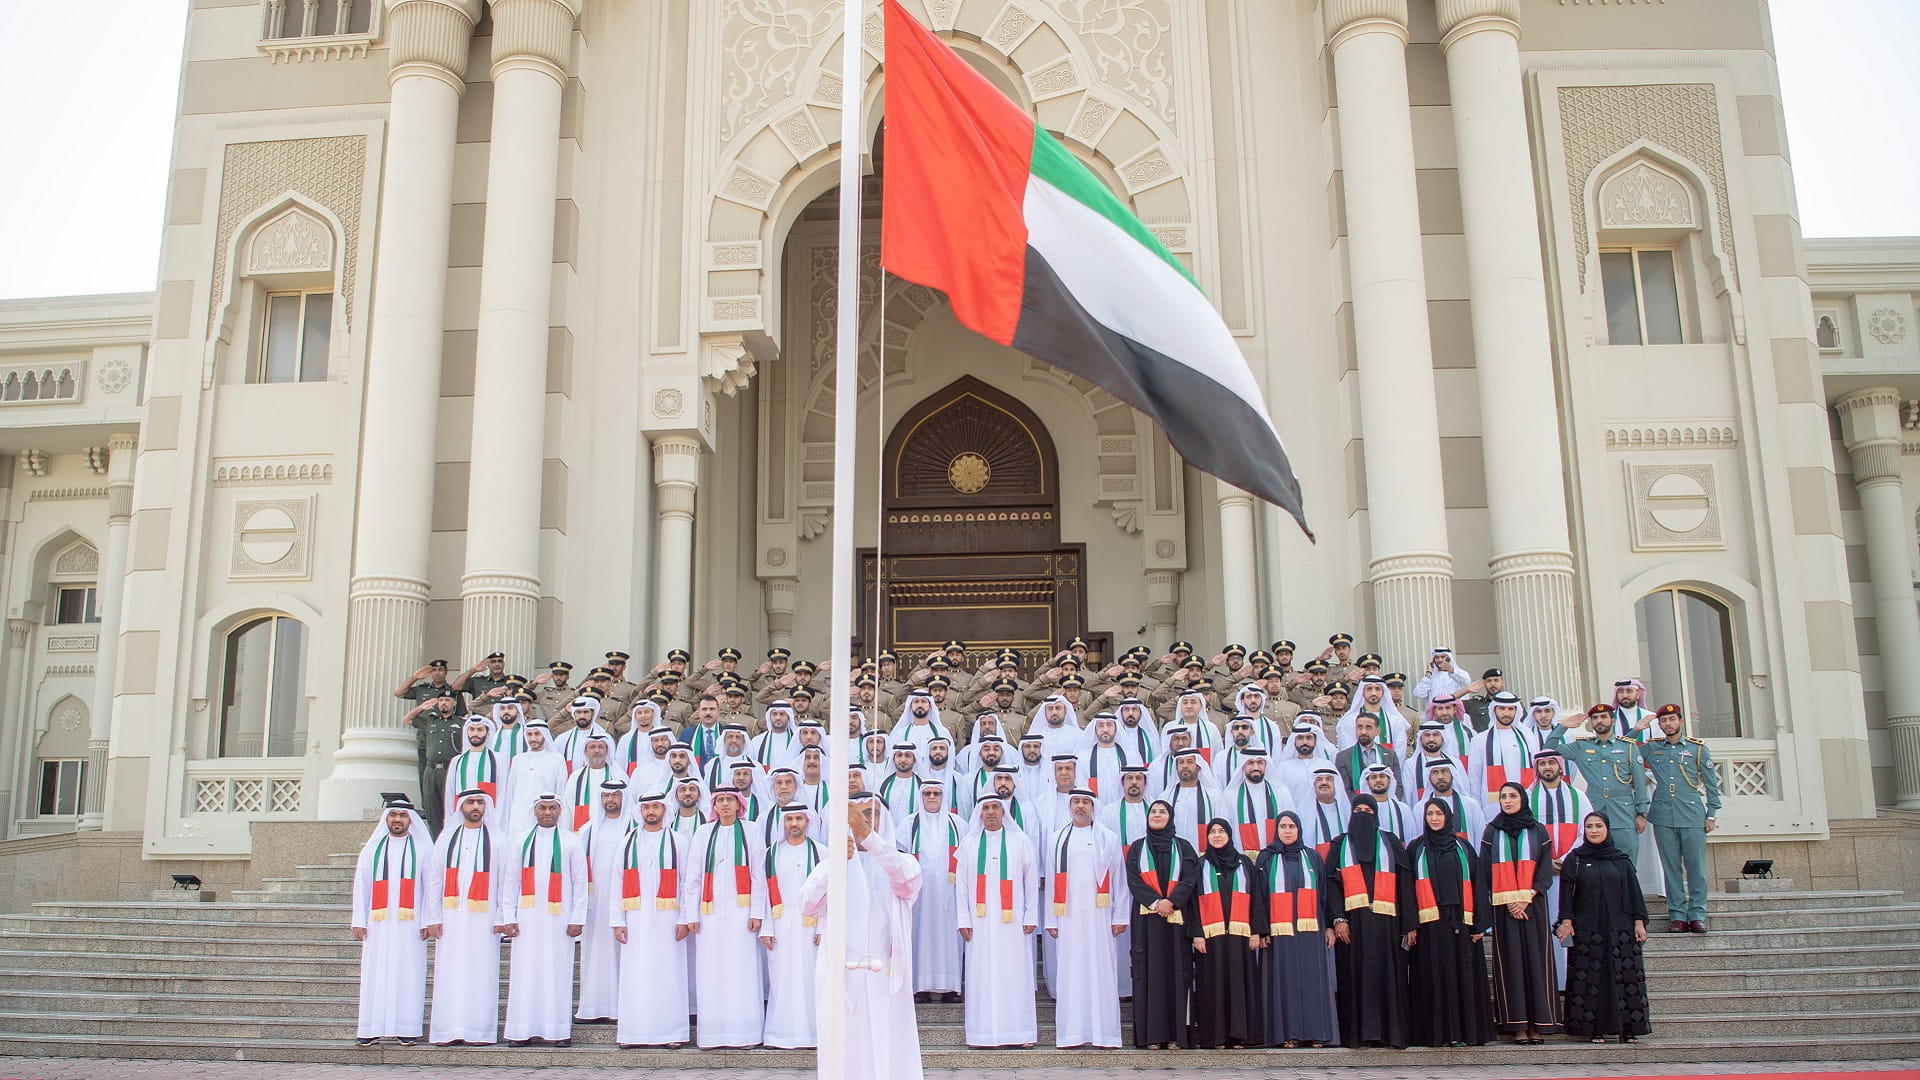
[879,0,1309,535]
[765,839,818,926]
[518,828,566,915]
[701,821,752,914]
[1489,827,1538,905]
[441,827,492,912]
[1130,838,1184,925]
[1335,832,1398,916]
[1412,843,1475,926]
[973,828,1016,923]
[451,750,500,804]
[1196,859,1252,938]
[620,827,680,912]
[910,812,960,884]
[369,833,418,922]
[1264,852,1320,935]
[1051,827,1112,915]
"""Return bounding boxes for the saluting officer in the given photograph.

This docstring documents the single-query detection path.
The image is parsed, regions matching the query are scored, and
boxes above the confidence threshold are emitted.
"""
[404,689,464,832]
[1550,703,1651,865]
[1640,703,1721,934]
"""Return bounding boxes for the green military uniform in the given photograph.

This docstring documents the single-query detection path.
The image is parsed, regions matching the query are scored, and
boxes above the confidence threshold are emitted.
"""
[411,698,464,832]
[1640,716,1721,925]
[1550,717,1651,865]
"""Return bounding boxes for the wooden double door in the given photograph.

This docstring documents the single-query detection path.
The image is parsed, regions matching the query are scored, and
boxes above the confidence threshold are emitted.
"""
[856,377,1103,675]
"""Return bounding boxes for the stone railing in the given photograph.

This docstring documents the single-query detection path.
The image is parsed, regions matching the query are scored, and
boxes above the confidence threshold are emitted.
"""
[259,0,382,62]
[1710,738,1778,799]
[185,760,306,816]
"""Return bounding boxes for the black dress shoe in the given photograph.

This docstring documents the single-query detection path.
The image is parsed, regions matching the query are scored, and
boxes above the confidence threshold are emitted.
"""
[506,1039,531,1047]
[554,1038,572,1048]
[1689,919,1707,934]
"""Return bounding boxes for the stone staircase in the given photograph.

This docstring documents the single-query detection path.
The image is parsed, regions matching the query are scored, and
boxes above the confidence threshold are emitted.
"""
[0,853,1916,1067]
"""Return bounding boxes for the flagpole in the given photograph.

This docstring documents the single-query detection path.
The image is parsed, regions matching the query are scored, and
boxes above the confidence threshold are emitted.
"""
[819,0,867,1076]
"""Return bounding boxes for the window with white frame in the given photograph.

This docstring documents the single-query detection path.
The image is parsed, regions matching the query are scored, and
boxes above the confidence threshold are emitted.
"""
[265,0,372,39]
[256,290,332,384]
[1634,587,1743,739]
[218,615,309,757]
[36,760,86,817]
[53,586,99,625]
[1601,246,1688,346]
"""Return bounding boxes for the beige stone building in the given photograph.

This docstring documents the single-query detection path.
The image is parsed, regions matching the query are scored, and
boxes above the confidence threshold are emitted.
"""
[0,0,1913,881]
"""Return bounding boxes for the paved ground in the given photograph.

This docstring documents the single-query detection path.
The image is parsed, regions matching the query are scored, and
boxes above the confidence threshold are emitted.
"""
[0,1060,1913,1080]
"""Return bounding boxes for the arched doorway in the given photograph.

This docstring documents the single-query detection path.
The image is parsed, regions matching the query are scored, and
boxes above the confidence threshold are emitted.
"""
[858,376,1102,673]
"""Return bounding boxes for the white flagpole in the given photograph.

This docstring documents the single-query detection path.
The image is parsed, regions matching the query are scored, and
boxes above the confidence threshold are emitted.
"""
[819,0,867,1076]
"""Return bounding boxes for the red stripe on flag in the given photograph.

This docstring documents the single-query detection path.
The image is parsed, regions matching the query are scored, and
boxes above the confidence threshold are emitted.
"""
[879,0,1034,345]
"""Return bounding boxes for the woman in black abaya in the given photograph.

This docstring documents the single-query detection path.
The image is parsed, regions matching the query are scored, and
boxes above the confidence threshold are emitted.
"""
[1556,811,1651,1043]
[1480,781,1564,1043]
[1253,810,1337,1047]
[1125,799,1200,1049]
[1324,793,1411,1048]
[1189,818,1264,1049]
[1401,798,1493,1047]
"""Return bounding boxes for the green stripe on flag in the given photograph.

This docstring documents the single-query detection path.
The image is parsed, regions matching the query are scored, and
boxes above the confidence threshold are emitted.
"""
[1027,126,1196,289]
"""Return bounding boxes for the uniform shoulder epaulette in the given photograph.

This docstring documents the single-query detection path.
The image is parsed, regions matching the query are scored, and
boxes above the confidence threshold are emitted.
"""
[1685,736,1707,746]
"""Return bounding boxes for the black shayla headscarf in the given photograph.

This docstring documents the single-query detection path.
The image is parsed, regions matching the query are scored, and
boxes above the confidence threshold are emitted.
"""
[1346,792,1380,857]
[1568,811,1630,863]
[1488,780,1537,835]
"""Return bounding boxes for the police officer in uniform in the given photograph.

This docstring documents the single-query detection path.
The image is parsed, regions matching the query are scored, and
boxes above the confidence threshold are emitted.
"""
[531,660,576,719]
[1551,703,1651,866]
[403,689,463,832]
[1640,703,1720,933]
[394,658,464,714]
[600,651,641,721]
[453,651,513,706]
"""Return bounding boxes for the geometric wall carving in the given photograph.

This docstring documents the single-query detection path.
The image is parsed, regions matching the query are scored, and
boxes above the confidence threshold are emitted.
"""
[210,136,367,334]
[1597,160,1694,230]
[244,206,334,276]
[230,496,313,580]
[1628,461,1723,551]
[1560,84,1737,293]
[53,540,100,577]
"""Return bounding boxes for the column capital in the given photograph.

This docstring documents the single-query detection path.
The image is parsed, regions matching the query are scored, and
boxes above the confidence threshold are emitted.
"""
[386,0,481,91]
[1436,0,1520,49]
[1836,386,1908,484]
[1324,0,1409,49]
[490,0,580,82]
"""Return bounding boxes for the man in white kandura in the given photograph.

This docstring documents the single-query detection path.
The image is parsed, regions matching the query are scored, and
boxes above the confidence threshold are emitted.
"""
[799,791,924,1080]
[611,789,695,1048]
[351,799,440,1048]
[1045,789,1128,1049]
[575,776,636,1023]
[901,778,964,1002]
[957,793,1038,1048]
[688,787,768,1048]
[761,803,823,1049]
[503,793,587,1047]
[429,789,503,1046]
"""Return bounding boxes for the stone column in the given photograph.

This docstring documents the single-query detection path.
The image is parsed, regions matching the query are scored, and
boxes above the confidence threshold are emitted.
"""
[651,436,702,654]
[0,621,27,836]
[319,0,480,820]
[764,578,798,651]
[1325,0,1456,671]
[1147,571,1182,641]
[1837,388,1920,809]
[77,434,135,831]
[459,0,580,665]
[1218,486,1259,645]
[1437,0,1583,705]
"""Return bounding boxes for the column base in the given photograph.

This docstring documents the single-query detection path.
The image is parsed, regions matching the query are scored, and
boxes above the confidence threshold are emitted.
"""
[1147,570,1182,641]
[1490,549,1583,706]
[1890,715,1920,810]
[460,571,540,668]
[315,727,421,820]
[1370,552,1455,676]
[75,740,109,832]
[763,578,798,651]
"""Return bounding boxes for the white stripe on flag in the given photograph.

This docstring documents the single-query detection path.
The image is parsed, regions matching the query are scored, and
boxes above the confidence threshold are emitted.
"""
[1021,176,1281,442]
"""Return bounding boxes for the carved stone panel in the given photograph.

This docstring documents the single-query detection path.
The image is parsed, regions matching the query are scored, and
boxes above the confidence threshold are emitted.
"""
[1627,462,1722,552]
[231,497,314,580]
[210,136,366,333]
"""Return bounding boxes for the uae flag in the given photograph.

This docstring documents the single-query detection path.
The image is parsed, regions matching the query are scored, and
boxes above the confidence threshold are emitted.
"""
[879,0,1310,536]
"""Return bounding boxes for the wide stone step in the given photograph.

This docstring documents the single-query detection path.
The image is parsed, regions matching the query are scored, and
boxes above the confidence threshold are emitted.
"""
[1653,963,1920,991]
[3,1027,1919,1068]
[28,901,350,923]
[0,969,364,994]
[230,890,353,905]
[1643,941,1920,971]
[3,915,352,940]
[0,949,363,976]
[1644,904,1920,931]
[1648,1009,1920,1037]
[0,989,361,1021]
[0,931,359,959]
[1649,889,1904,913]
[1640,922,1920,950]
[292,864,356,880]
[1648,986,1920,1015]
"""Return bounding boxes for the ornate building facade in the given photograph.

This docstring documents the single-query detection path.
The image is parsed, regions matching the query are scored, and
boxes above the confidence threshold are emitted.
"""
[0,0,1913,863]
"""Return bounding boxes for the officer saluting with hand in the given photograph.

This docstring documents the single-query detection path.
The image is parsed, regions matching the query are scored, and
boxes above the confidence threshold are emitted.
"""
[1639,703,1720,934]
[1550,703,1650,869]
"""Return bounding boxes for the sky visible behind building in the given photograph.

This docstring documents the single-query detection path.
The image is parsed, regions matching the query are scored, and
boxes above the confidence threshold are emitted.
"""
[0,0,1913,300]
